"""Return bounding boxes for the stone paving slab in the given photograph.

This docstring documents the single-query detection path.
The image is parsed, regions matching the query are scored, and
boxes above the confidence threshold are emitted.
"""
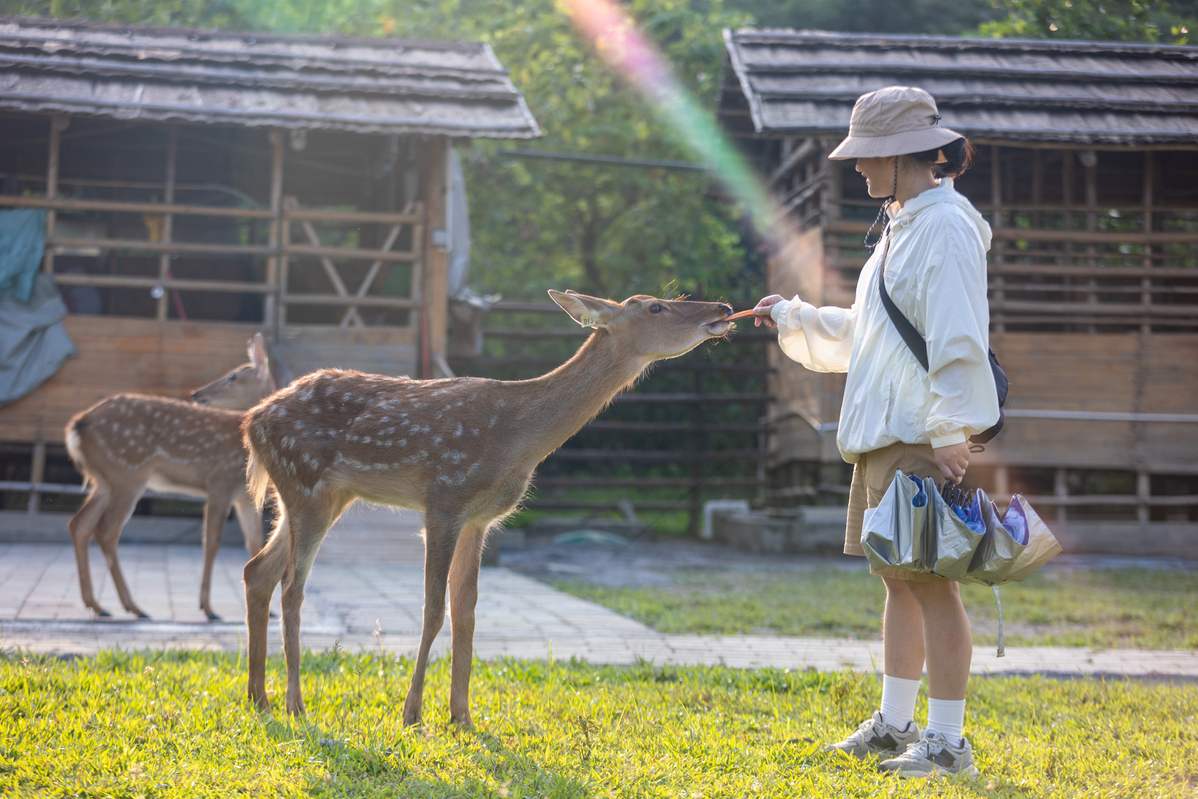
[3,505,1198,680]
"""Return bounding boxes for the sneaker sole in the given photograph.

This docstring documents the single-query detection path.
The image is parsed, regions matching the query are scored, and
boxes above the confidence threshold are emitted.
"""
[891,763,981,779]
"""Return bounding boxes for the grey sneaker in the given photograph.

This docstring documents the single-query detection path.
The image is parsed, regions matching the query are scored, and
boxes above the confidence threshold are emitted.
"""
[877,729,981,778]
[825,711,921,759]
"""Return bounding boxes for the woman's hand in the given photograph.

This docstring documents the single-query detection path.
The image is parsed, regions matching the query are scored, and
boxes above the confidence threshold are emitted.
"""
[933,442,970,484]
[752,294,788,328]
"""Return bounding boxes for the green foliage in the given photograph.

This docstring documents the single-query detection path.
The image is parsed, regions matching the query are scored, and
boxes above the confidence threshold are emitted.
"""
[4,650,1198,796]
[979,0,1197,43]
[728,0,1000,36]
[556,567,1198,649]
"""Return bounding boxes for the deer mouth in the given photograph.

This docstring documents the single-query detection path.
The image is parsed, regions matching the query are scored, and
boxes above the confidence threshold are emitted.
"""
[703,319,733,336]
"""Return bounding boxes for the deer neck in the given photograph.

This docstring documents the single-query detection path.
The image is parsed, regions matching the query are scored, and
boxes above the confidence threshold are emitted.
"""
[512,330,649,458]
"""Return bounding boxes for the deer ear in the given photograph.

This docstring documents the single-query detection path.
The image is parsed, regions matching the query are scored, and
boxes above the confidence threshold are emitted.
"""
[249,333,269,378]
[549,290,617,329]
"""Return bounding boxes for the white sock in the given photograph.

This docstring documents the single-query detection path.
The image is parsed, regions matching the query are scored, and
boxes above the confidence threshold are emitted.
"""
[926,698,966,745]
[879,675,920,729]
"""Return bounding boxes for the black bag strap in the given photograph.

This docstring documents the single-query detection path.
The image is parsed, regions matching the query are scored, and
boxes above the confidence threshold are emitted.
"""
[876,229,930,371]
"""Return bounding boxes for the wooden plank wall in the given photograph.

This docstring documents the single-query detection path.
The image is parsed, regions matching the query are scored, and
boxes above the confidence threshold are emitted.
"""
[765,330,1198,474]
[981,333,1198,473]
[0,316,262,445]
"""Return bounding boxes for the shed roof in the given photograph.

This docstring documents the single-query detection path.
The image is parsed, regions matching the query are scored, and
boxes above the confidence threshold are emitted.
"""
[719,29,1198,146]
[0,15,540,138]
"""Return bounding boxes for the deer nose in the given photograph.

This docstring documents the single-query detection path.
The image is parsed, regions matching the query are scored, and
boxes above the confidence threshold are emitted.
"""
[718,303,733,316]
[191,391,206,404]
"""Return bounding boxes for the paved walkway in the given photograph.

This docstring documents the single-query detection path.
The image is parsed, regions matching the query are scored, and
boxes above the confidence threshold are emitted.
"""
[3,505,1197,680]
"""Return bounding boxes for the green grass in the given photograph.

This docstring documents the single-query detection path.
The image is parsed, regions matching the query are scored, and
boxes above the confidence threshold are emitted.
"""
[554,567,1198,650]
[3,649,1197,797]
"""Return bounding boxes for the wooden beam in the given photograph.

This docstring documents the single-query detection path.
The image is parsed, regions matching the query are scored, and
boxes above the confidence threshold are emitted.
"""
[156,124,177,321]
[42,115,68,275]
[266,129,285,332]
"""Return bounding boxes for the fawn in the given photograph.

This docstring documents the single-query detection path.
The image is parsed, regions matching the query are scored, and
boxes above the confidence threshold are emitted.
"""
[65,333,276,620]
[240,290,735,724]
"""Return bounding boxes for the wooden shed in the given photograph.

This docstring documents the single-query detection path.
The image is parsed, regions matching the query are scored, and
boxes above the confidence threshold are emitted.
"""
[717,30,1198,551]
[0,15,538,512]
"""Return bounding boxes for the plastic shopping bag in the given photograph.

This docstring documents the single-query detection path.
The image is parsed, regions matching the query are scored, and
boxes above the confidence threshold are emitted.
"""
[865,471,1062,586]
[862,471,932,575]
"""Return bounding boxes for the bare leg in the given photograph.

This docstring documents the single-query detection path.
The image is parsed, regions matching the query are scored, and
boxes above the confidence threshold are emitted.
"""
[244,504,290,711]
[447,523,487,728]
[68,486,110,616]
[403,512,460,726]
[93,488,147,618]
[906,580,972,700]
[200,495,233,621]
[279,501,337,716]
[233,493,264,556]
[881,576,925,681]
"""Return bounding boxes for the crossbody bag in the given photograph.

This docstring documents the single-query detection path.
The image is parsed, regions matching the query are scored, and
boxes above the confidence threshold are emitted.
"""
[876,229,1008,444]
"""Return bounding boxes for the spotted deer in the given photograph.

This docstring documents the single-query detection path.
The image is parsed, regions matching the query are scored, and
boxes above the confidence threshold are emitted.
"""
[65,333,276,620]
[241,291,735,723]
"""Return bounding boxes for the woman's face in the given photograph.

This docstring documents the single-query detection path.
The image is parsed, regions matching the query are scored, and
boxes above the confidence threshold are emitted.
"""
[855,156,896,198]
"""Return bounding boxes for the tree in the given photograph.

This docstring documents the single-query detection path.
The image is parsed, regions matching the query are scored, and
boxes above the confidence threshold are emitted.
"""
[978,0,1197,43]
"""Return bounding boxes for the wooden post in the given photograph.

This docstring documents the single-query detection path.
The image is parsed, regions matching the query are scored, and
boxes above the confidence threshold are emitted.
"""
[990,146,1004,333]
[1137,471,1151,525]
[422,137,450,377]
[1054,467,1068,525]
[266,129,285,332]
[995,464,1010,500]
[156,125,177,321]
[1084,152,1098,331]
[28,440,46,515]
[1062,149,1075,318]
[1141,152,1154,335]
[42,115,69,274]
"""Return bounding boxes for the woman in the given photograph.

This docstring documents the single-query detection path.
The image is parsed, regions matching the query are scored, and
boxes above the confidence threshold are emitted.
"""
[752,86,999,778]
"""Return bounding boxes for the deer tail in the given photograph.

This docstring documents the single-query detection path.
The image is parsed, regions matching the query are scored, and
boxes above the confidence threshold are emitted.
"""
[64,417,94,489]
[244,432,272,511]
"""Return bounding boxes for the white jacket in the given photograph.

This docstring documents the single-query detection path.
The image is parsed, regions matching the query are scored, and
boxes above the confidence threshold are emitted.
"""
[770,178,1000,462]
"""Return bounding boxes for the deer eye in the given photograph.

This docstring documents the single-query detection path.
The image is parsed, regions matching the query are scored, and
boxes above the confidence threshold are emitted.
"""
[229,374,238,381]
[649,303,662,314]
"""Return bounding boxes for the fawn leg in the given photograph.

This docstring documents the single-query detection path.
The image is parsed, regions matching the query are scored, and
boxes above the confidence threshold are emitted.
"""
[244,504,290,711]
[68,485,110,616]
[93,487,147,618]
[403,512,459,726]
[280,499,341,716]
[199,493,234,621]
[447,522,487,729]
[232,492,265,556]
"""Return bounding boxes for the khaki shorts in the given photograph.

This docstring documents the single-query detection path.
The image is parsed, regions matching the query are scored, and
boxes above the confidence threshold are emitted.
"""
[845,441,950,583]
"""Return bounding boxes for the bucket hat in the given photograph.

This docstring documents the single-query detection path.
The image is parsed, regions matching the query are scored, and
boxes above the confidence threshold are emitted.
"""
[828,86,963,160]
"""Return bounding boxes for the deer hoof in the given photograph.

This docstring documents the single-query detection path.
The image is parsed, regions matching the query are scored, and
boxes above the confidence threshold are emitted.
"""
[134,610,151,619]
[286,697,306,717]
[94,607,112,618]
[205,610,222,622]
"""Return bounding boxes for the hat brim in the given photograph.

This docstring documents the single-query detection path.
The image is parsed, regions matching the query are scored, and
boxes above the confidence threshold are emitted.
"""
[828,126,963,160]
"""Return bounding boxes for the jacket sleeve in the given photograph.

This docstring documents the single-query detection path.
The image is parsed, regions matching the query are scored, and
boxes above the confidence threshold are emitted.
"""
[912,222,1001,448]
[770,297,857,374]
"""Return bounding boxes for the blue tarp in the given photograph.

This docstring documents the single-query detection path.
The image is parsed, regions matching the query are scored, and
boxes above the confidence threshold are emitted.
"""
[0,208,47,303]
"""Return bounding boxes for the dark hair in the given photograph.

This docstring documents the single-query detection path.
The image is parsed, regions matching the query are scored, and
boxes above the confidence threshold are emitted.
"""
[907,137,974,179]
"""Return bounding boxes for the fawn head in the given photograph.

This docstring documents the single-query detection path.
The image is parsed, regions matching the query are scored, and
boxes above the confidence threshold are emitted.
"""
[549,290,734,360]
[191,333,276,410]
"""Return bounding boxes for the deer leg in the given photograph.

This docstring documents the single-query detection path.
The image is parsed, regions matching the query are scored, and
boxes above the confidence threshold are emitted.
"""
[244,504,290,711]
[67,485,110,616]
[447,522,488,729]
[279,501,339,717]
[232,492,264,556]
[199,494,234,622]
[403,514,460,727]
[92,487,147,618]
